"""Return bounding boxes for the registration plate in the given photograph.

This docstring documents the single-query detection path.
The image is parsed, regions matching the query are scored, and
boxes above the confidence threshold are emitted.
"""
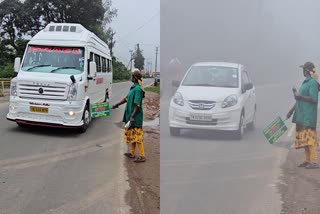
[190,114,212,121]
[30,106,48,113]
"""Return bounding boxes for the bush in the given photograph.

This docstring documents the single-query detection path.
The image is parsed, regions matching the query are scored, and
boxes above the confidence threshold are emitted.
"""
[112,56,130,81]
[0,64,17,78]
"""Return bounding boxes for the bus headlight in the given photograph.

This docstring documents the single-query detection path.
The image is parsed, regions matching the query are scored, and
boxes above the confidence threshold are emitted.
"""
[10,82,17,96]
[67,84,78,101]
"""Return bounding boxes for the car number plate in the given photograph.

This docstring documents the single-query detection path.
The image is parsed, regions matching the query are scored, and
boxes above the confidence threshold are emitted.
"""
[190,114,212,121]
[30,106,48,113]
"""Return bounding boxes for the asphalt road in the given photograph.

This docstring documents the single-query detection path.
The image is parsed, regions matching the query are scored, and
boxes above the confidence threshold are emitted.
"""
[160,75,303,214]
[0,79,152,214]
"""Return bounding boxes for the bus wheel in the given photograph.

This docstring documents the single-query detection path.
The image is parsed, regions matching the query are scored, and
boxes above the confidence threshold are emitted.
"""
[79,104,90,133]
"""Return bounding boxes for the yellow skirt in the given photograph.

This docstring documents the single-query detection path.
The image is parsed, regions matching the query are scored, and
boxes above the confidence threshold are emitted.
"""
[295,128,318,149]
[124,127,144,144]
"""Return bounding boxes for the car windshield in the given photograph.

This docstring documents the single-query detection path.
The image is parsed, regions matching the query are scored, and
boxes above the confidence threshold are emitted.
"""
[21,45,85,75]
[182,66,239,88]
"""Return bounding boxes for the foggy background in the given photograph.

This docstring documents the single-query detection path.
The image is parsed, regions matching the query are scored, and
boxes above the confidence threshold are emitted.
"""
[161,0,320,85]
[160,1,320,213]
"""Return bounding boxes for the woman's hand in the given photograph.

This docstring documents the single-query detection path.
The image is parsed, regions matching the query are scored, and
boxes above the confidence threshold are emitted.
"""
[129,116,135,122]
[294,94,302,100]
[112,104,119,109]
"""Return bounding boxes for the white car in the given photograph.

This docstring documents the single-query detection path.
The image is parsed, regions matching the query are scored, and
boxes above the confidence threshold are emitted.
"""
[168,62,256,139]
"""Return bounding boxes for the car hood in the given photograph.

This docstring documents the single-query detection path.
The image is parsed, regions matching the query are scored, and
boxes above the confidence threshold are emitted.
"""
[176,86,240,102]
[17,71,82,84]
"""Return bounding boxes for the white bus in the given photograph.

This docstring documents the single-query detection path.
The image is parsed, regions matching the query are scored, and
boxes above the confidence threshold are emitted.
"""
[6,23,113,133]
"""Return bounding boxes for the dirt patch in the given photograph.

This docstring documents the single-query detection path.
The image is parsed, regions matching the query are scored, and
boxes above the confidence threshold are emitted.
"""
[125,126,160,214]
[280,148,320,214]
[143,91,160,121]
[125,91,160,214]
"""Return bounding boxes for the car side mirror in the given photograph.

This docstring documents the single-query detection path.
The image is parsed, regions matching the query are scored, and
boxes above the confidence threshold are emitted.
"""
[172,80,180,87]
[14,57,21,72]
[89,61,97,79]
[243,83,253,92]
[246,82,253,90]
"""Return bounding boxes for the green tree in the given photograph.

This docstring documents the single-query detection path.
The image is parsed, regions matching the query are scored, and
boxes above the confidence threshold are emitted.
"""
[24,0,117,37]
[134,44,145,70]
[104,28,116,58]
[112,56,130,80]
[0,63,16,78]
[0,0,27,53]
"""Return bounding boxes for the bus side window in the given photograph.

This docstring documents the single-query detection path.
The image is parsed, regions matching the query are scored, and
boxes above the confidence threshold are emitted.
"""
[95,54,101,72]
[107,59,112,72]
[102,57,107,73]
[87,52,94,74]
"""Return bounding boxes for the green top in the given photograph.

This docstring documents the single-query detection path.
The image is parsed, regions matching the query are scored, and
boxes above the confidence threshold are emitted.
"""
[123,83,144,127]
[293,76,319,128]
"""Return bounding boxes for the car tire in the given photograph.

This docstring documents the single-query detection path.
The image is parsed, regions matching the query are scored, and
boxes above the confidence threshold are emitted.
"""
[170,127,180,136]
[79,104,90,133]
[234,113,244,140]
[247,107,256,131]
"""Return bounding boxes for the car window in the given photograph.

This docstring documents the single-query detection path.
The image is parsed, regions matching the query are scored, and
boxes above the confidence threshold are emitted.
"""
[242,70,250,86]
[182,66,239,88]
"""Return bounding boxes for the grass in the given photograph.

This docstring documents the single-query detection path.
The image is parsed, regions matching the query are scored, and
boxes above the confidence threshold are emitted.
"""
[145,85,160,94]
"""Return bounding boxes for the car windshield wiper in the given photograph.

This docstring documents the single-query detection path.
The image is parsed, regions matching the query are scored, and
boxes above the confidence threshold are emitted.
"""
[50,67,77,73]
[183,83,218,87]
[27,64,51,71]
[220,85,237,88]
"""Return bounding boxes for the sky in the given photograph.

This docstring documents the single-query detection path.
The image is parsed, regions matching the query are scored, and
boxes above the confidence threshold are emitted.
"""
[110,0,160,72]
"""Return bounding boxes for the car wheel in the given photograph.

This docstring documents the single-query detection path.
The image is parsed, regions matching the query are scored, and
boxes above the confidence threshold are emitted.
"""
[234,113,244,140]
[79,104,90,133]
[247,107,256,131]
[170,127,180,136]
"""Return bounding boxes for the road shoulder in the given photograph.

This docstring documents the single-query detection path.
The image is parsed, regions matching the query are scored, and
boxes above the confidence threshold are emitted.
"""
[125,91,160,214]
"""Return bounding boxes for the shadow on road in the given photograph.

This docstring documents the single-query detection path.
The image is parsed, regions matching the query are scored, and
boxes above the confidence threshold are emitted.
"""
[167,129,246,141]
[6,117,115,138]
[8,125,81,137]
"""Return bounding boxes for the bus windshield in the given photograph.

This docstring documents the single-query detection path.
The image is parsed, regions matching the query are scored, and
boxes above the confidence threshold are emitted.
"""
[21,45,85,75]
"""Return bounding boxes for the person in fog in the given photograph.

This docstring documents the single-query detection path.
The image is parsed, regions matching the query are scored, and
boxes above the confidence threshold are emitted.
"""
[287,62,319,169]
[112,69,146,163]
[166,57,183,97]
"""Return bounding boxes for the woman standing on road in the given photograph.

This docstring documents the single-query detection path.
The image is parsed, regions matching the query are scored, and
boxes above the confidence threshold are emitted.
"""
[112,69,146,163]
[287,62,319,169]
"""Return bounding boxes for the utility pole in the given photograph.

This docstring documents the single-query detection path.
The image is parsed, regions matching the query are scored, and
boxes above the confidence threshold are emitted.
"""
[155,47,158,73]
[129,50,133,71]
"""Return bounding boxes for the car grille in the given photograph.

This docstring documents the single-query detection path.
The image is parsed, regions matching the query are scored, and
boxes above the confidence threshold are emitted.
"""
[186,118,218,125]
[18,81,68,100]
[188,100,216,110]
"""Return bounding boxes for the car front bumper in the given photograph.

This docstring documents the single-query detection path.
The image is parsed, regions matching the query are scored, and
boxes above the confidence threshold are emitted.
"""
[169,102,241,131]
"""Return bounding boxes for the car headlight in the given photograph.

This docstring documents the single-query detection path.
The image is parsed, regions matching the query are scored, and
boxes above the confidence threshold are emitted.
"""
[67,84,78,101]
[222,95,238,108]
[10,82,17,96]
[173,92,184,106]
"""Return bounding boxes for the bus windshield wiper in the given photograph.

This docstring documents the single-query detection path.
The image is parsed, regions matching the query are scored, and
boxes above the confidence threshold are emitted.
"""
[50,67,77,73]
[27,64,51,71]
